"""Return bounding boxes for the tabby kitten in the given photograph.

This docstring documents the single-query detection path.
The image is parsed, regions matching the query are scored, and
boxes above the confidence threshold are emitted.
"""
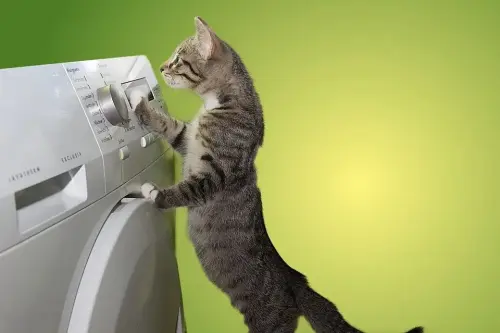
[133,16,424,333]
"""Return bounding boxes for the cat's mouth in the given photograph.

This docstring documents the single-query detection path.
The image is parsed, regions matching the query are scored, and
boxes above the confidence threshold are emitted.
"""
[162,73,174,83]
[162,72,191,89]
[162,73,178,87]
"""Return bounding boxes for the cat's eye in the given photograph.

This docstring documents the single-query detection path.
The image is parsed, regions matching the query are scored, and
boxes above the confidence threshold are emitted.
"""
[172,54,181,65]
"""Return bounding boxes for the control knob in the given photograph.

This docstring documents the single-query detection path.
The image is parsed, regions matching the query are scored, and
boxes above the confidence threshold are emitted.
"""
[96,84,129,126]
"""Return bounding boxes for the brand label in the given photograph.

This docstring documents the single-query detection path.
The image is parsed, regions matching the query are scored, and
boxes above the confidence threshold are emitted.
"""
[66,67,80,75]
[8,166,41,183]
[60,151,82,163]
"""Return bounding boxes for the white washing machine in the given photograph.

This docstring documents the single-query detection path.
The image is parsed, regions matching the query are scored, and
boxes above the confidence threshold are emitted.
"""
[0,56,186,333]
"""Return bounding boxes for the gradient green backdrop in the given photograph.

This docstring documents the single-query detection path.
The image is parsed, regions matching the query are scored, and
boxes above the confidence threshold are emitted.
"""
[2,1,500,332]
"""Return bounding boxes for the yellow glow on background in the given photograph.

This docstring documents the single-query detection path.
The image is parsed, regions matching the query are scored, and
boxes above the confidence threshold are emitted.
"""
[1,0,500,332]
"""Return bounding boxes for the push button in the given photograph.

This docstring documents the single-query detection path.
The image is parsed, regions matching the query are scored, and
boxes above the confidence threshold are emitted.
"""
[119,146,130,160]
[140,133,155,148]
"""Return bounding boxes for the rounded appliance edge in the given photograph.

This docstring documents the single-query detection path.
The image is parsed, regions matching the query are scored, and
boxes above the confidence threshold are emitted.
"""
[65,198,180,333]
[56,190,127,333]
[57,149,179,333]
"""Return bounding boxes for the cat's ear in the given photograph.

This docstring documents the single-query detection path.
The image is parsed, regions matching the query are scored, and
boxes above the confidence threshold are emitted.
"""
[194,16,222,60]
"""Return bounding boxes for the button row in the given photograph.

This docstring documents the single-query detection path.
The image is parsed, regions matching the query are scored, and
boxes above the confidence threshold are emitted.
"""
[118,134,158,160]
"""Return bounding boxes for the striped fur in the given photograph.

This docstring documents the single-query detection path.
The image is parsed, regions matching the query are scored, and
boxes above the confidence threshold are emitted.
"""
[134,16,424,333]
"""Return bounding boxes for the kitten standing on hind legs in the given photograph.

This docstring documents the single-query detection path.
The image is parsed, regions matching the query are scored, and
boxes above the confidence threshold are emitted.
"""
[133,16,424,333]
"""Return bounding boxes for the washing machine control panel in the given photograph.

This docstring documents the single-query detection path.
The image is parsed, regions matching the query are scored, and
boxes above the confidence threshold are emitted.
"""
[62,56,168,194]
[62,56,161,153]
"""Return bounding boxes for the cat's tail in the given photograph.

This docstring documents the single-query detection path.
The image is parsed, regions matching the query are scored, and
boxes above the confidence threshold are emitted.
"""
[404,328,425,333]
[290,278,424,333]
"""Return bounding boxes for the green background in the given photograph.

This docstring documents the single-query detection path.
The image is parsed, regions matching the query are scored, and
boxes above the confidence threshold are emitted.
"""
[2,0,500,332]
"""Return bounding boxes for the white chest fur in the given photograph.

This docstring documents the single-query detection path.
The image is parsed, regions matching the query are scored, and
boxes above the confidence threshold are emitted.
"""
[183,108,207,176]
[183,93,220,177]
[202,91,221,110]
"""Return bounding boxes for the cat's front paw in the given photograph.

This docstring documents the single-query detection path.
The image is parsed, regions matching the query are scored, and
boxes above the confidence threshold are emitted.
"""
[133,97,152,126]
[129,90,145,109]
[141,182,161,203]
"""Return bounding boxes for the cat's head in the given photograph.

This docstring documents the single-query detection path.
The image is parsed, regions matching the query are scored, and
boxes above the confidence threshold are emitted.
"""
[159,17,231,91]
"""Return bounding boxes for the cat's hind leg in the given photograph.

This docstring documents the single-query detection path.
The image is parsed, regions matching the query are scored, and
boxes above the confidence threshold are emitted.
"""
[269,317,299,333]
[244,305,300,333]
[246,317,298,333]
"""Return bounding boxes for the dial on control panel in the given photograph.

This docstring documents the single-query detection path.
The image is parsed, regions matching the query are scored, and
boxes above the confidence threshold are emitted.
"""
[96,84,130,126]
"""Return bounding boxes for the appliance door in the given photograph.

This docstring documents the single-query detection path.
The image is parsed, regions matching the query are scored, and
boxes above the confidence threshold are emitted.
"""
[66,198,183,333]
